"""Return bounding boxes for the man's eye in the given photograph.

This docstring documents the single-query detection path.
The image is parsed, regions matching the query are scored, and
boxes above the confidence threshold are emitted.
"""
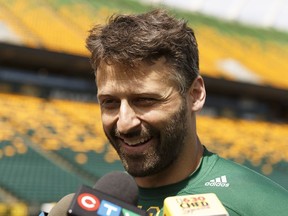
[100,99,119,109]
[134,98,157,106]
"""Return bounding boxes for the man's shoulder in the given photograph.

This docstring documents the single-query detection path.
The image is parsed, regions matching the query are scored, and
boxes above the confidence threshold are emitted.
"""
[193,154,288,215]
[201,150,284,188]
[216,156,284,187]
[203,154,287,194]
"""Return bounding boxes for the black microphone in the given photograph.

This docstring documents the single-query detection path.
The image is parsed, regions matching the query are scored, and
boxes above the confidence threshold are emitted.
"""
[47,171,146,216]
[67,171,146,216]
[93,171,139,206]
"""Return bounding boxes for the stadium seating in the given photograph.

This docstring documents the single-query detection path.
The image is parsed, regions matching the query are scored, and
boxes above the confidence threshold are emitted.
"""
[1,92,287,177]
[0,91,287,211]
[197,115,288,175]
[196,26,288,89]
[0,138,88,203]
[0,93,124,205]
[0,0,288,89]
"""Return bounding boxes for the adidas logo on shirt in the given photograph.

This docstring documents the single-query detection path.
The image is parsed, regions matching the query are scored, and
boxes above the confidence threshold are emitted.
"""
[205,175,230,187]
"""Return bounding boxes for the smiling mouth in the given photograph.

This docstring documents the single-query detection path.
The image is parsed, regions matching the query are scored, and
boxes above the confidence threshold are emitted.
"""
[121,136,152,146]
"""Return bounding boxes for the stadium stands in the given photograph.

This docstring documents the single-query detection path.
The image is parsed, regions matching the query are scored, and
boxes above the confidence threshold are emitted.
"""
[196,26,288,89]
[0,93,124,206]
[0,93,287,183]
[0,0,288,89]
[197,115,288,175]
[0,137,88,203]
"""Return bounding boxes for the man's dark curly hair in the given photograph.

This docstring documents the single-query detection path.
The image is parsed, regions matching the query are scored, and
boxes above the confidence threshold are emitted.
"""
[86,9,199,94]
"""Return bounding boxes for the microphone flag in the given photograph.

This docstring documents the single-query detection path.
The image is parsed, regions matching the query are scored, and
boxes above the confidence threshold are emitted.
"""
[163,193,229,216]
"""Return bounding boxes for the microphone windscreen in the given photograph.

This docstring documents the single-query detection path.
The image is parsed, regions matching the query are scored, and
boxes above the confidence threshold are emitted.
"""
[47,193,74,216]
[93,171,138,206]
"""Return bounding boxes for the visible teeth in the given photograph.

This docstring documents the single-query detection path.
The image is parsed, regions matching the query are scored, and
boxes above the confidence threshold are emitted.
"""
[124,137,150,146]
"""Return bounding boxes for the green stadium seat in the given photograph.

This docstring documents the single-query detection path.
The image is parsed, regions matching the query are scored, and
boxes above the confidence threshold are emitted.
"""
[0,0,287,88]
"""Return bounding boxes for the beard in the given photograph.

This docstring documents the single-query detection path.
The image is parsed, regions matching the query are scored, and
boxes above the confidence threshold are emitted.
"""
[104,100,188,177]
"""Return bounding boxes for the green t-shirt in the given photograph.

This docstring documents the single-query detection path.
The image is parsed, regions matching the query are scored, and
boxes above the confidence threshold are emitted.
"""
[138,147,288,216]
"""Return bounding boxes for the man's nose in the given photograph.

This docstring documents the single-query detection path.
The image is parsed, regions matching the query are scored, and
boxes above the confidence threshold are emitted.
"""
[117,101,141,134]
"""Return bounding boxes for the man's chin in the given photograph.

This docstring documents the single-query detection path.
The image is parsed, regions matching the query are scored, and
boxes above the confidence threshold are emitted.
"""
[123,154,178,179]
[122,160,165,178]
[120,158,154,177]
[125,168,159,178]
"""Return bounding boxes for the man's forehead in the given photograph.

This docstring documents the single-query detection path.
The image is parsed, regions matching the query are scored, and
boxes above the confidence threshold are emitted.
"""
[96,59,176,96]
[97,64,138,81]
[96,57,169,80]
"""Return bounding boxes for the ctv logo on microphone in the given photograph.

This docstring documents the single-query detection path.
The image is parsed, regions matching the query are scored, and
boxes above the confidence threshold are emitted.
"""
[78,193,100,211]
[77,192,140,216]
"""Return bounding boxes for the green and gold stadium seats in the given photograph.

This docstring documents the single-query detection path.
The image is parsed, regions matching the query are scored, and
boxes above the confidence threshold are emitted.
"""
[196,26,288,88]
[1,92,287,178]
[0,137,89,203]
[0,92,123,173]
[0,91,287,204]
[0,0,288,89]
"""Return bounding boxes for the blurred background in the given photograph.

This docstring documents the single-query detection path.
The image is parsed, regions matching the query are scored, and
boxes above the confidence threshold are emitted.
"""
[0,0,287,215]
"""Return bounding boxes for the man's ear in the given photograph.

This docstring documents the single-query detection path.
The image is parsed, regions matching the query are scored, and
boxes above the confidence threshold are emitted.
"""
[188,76,206,112]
